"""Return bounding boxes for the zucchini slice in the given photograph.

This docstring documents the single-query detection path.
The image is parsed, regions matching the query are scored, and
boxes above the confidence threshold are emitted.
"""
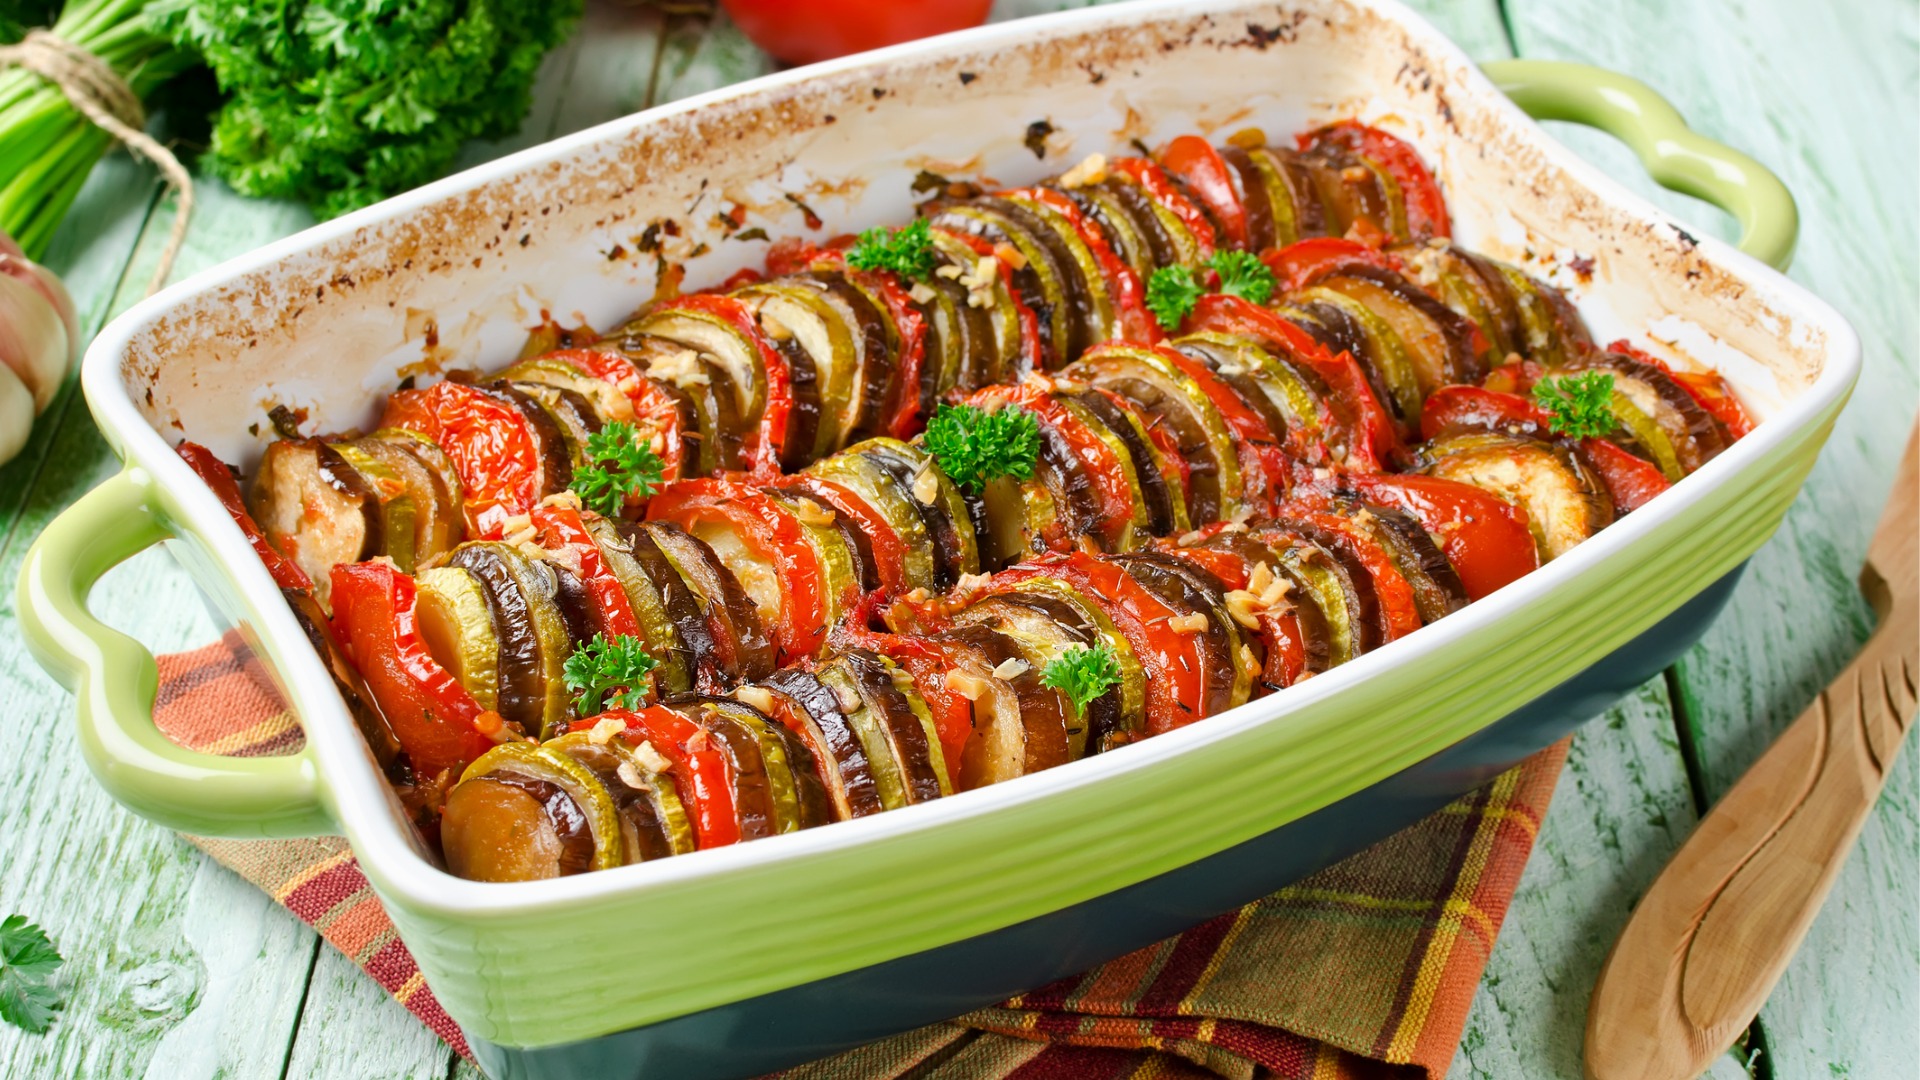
[1419,431,1613,560]
[415,565,503,713]
[1062,344,1246,524]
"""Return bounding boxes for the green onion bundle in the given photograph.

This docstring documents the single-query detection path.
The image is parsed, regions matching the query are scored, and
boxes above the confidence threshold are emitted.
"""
[0,0,192,258]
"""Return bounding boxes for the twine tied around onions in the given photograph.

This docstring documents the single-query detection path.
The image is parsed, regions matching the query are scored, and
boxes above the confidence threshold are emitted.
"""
[0,29,193,296]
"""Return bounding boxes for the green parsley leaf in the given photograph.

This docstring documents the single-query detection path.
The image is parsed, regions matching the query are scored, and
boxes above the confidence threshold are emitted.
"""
[0,915,64,1034]
[1532,371,1618,440]
[1146,265,1204,331]
[571,421,665,518]
[150,0,584,219]
[563,633,660,716]
[921,403,1040,493]
[1041,643,1121,717]
[1208,249,1276,306]
[846,218,937,281]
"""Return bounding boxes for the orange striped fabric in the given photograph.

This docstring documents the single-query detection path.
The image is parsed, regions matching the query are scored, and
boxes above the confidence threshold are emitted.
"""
[154,632,1568,1078]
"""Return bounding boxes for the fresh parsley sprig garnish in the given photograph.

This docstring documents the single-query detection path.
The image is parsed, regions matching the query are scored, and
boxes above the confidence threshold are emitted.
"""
[847,217,937,281]
[1146,250,1279,330]
[922,403,1040,493]
[1041,643,1121,717]
[571,421,665,518]
[564,633,660,716]
[1209,249,1276,305]
[1533,371,1618,440]
[0,915,64,1034]
[1146,266,1205,331]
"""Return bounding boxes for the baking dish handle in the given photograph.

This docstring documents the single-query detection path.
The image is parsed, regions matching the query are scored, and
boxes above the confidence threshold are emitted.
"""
[17,467,334,838]
[1482,58,1799,271]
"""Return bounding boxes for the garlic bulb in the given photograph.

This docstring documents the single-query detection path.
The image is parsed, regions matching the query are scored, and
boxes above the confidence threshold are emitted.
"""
[0,230,79,466]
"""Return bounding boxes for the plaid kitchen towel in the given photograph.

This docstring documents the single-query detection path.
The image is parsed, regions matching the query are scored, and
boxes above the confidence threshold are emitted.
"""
[157,630,1570,1080]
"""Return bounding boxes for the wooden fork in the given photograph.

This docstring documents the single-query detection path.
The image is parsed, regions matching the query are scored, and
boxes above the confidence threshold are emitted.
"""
[1585,422,1919,1080]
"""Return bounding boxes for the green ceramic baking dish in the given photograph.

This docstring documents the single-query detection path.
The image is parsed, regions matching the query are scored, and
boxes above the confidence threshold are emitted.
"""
[17,1,1856,1076]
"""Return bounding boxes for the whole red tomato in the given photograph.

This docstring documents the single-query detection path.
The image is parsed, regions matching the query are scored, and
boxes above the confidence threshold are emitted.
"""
[719,0,994,66]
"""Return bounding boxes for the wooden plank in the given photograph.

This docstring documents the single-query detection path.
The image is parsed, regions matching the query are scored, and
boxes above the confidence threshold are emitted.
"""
[1501,0,1920,1075]
[1445,682,1756,1080]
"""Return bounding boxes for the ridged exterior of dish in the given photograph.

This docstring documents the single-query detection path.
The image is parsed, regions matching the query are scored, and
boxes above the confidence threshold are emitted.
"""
[28,0,1859,1050]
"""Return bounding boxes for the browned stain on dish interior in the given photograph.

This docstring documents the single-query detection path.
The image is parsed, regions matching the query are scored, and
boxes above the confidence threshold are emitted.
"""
[119,0,1824,428]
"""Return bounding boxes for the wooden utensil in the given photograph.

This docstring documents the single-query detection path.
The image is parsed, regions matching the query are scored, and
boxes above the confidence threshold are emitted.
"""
[1585,422,1918,1080]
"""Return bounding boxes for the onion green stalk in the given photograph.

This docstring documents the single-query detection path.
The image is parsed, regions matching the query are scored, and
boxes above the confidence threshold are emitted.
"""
[0,1,195,259]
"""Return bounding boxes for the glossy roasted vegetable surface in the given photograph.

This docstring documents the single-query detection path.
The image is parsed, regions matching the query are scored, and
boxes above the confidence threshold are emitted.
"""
[177,121,1749,882]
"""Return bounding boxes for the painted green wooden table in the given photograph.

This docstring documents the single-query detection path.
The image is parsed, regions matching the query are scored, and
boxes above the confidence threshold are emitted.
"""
[1,1,1912,1076]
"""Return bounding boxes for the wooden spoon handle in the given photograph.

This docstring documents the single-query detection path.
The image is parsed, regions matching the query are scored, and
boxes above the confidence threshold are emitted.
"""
[1585,424,1919,1080]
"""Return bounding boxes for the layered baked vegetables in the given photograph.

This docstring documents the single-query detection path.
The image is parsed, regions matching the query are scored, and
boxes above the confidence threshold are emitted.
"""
[174,121,1751,882]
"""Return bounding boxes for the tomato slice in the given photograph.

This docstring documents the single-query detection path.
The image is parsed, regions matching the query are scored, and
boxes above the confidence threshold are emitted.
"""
[1007,186,1158,342]
[382,381,545,537]
[1280,508,1423,642]
[987,552,1208,734]
[645,478,832,664]
[175,442,313,593]
[1578,435,1672,512]
[1156,135,1247,250]
[971,379,1141,549]
[1300,122,1452,241]
[847,267,930,438]
[778,474,908,599]
[1187,294,1401,471]
[1150,343,1297,515]
[329,561,493,780]
[530,504,644,641]
[834,627,971,791]
[1158,541,1313,689]
[658,294,793,479]
[544,349,688,486]
[1110,157,1220,261]
[1263,237,1405,293]
[1332,473,1539,600]
[1419,384,1548,442]
[583,706,739,849]
[1606,339,1753,439]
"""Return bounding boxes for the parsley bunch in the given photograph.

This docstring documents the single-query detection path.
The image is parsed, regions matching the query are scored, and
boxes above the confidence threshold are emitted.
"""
[1145,250,1277,330]
[847,218,936,281]
[921,403,1039,493]
[563,633,659,715]
[150,0,584,219]
[1041,643,1120,717]
[1533,371,1618,439]
[0,915,64,1034]
[571,420,665,518]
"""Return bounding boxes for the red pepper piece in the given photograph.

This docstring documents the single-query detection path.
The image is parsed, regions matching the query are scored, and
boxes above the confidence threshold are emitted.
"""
[1262,236,1406,293]
[1328,473,1540,601]
[1419,384,1549,442]
[657,294,793,479]
[1578,435,1671,512]
[329,561,493,780]
[1156,135,1247,250]
[175,442,313,593]
[1300,121,1452,241]
[1007,186,1159,343]
[530,504,644,641]
[580,706,739,849]
[645,477,836,664]
[1605,339,1753,439]
[1186,294,1402,471]
[1110,157,1220,261]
